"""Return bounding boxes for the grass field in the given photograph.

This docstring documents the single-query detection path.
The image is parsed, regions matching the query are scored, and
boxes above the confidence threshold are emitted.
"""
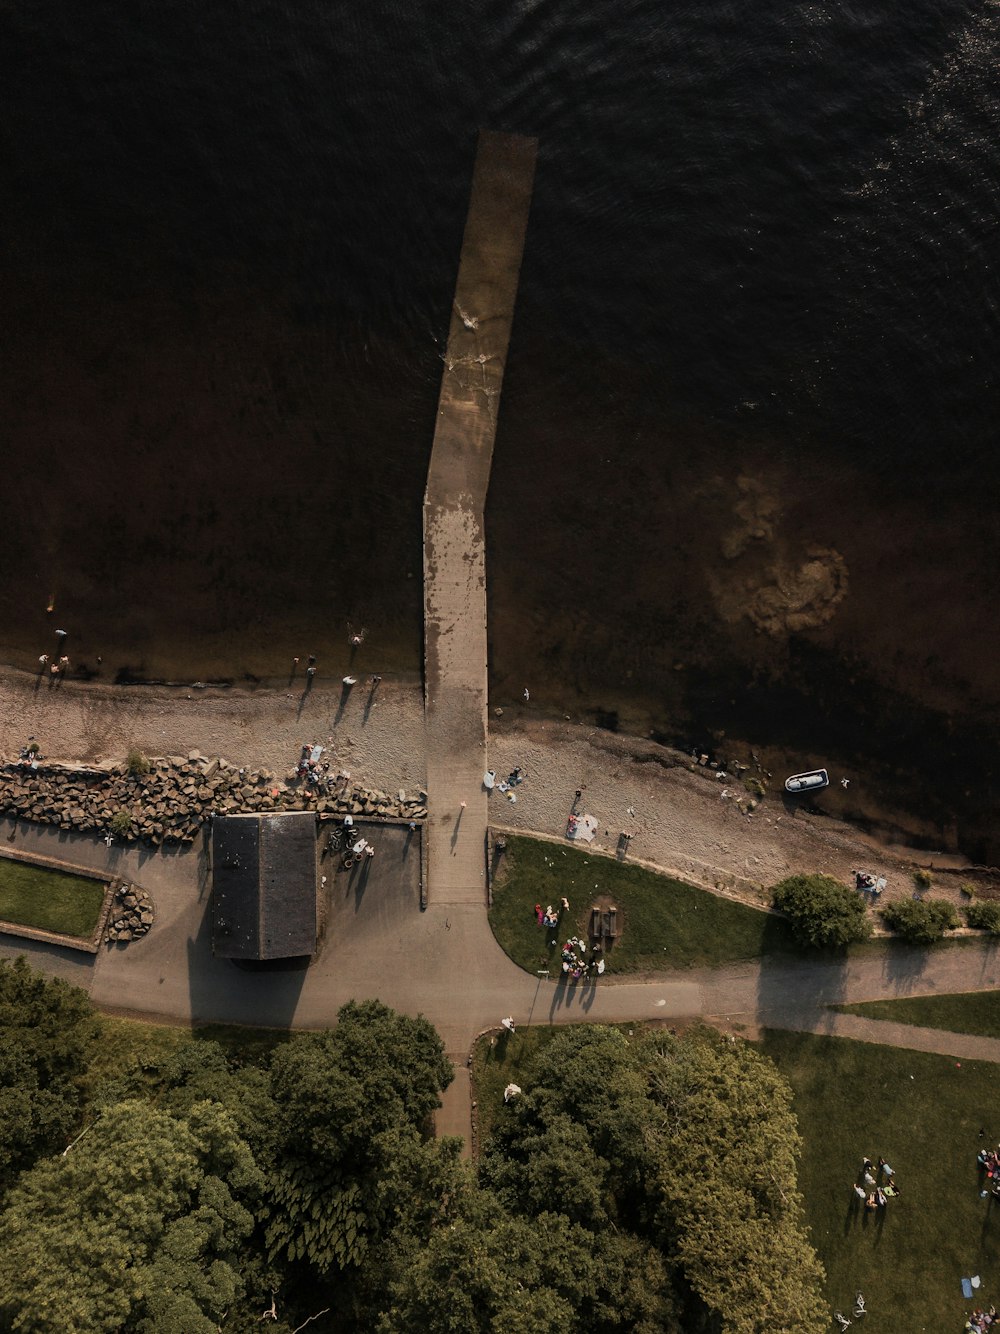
[0,858,106,938]
[488,835,799,974]
[837,992,1000,1041]
[760,1029,1000,1332]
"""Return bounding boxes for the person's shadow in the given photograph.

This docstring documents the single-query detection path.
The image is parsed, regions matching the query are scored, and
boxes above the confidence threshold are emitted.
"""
[450,809,464,853]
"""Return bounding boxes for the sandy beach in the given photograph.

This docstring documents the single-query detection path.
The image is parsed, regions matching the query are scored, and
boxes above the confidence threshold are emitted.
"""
[2,669,992,915]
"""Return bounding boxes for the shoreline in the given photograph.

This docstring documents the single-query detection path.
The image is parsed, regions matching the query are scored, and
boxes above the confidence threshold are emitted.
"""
[1,665,993,915]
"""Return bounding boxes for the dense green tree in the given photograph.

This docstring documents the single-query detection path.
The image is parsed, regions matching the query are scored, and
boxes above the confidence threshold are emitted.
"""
[0,1099,262,1333]
[378,1202,678,1334]
[482,1026,658,1230]
[98,1036,280,1164]
[881,896,959,943]
[0,956,99,1187]
[640,1026,828,1332]
[263,1000,453,1276]
[772,873,871,948]
[481,1112,610,1228]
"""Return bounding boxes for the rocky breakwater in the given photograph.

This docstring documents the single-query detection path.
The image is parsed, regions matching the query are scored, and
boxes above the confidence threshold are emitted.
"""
[0,752,428,845]
[106,882,155,944]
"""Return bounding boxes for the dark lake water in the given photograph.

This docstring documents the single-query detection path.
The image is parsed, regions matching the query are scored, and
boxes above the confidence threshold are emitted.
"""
[1,0,999,856]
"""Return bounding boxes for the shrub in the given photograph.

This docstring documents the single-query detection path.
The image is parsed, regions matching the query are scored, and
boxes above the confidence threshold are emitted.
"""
[109,810,132,838]
[742,776,765,798]
[881,898,958,944]
[966,901,1000,934]
[913,868,933,889]
[127,749,150,778]
[771,874,871,949]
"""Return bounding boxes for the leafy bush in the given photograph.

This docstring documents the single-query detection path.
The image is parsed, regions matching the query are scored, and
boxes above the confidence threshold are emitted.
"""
[742,776,765,798]
[965,901,1000,934]
[109,810,132,838]
[127,749,150,778]
[881,898,958,944]
[913,868,933,889]
[771,874,871,949]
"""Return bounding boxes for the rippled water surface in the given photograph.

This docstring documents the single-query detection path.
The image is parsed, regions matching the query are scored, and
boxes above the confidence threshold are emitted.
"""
[1,1,998,852]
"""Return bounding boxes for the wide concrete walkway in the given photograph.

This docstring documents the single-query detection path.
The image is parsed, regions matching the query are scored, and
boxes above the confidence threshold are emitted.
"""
[423,130,536,910]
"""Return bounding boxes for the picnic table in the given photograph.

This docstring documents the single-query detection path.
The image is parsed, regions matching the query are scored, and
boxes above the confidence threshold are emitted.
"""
[589,906,618,944]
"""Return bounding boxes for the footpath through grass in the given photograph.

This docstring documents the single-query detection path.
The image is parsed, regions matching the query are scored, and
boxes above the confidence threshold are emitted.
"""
[760,1029,1000,1331]
[0,858,106,938]
[837,992,1000,1041]
[488,834,798,974]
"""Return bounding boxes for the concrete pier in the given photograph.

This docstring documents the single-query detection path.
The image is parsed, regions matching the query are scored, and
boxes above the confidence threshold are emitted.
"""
[422,131,537,910]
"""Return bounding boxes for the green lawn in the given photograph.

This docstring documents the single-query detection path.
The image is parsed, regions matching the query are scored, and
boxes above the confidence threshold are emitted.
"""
[837,991,1000,1041]
[759,1029,1000,1331]
[0,858,106,938]
[488,835,799,974]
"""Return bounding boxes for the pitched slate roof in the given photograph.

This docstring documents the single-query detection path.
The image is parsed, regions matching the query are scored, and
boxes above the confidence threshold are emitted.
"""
[212,812,317,959]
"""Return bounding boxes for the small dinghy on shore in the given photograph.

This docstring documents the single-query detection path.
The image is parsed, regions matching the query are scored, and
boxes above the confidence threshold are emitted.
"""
[784,768,829,794]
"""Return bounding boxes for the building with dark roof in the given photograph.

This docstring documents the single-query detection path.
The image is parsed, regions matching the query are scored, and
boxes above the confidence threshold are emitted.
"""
[212,812,318,960]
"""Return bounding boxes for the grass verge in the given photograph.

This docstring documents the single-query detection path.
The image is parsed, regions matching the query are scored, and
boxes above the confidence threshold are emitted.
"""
[759,1029,1000,1331]
[836,991,1000,1041]
[488,834,799,973]
[0,859,106,938]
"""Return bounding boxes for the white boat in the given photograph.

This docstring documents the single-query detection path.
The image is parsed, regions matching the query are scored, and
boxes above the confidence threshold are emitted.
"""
[784,768,829,794]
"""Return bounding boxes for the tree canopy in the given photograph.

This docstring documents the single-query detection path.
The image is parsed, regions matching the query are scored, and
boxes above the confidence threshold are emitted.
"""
[772,873,872,948]
[0,960,830,1332]
[0,1099,261,1333]
[263,1000,454,1276]
[0,955,99,1189]
[640,1026,828,1332]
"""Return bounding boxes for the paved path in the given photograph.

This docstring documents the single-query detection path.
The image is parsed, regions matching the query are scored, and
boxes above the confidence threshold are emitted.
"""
[422,130,536,911]
[4,813,1000,1157]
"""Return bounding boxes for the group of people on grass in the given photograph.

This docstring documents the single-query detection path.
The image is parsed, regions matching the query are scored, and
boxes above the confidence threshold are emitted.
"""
[851,1155,900,1211]
[534,897,570,930]
[532,898,605,979]
[966,1308,998,1332]
[976,1143,1000,1196]
[560,935,605,979]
